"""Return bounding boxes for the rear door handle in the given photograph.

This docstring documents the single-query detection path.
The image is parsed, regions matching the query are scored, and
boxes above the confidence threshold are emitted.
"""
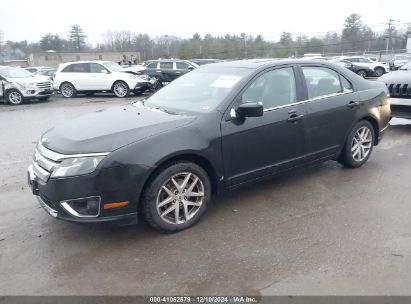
[346,101,360,108]
[287,114,304,123]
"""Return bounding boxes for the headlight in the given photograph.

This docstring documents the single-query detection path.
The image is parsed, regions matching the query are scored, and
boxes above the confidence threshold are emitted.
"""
[51,156,105,178]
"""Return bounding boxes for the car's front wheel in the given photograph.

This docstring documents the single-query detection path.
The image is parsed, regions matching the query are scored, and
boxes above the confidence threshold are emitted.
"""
[143,162,211,233]
[112,81,130,98]
[339,120,375,168]
[60,83,76,98]
[374,67,385,77]
[356,70,367,78]
[6,89,24,105]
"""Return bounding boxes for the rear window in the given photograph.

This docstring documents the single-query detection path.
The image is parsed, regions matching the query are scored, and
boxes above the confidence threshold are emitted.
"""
[62,63,89,73]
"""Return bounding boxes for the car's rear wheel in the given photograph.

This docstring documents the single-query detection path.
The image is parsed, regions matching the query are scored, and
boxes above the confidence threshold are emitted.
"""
[374,67,384,77]
[142,162,211,233]
[356,70,367,78]
[60,83,76,98]
[339,120,374,168]
[6,89,23,105]
[112,81,130,98]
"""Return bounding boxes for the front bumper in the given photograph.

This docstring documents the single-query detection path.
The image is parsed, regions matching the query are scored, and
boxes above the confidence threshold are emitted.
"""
[134,78,157,93]
[27,163,146,224]
[390,98,411,119]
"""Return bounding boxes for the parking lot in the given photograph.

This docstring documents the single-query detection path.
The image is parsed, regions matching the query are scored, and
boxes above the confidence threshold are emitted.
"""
[1,94,411,296]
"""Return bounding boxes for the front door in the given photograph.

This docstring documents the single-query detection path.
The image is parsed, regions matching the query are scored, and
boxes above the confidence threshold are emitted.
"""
[88,63,112,90]
[221,66,306,187]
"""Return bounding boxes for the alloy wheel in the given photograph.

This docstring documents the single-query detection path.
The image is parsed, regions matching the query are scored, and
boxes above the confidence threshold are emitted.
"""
[375,67,384,77]
[351,126,373,162]
[8,91,22,104]
[113,82,128,97]
[156,172,204,225]
[61,84,74,97]
[357,70,366,78]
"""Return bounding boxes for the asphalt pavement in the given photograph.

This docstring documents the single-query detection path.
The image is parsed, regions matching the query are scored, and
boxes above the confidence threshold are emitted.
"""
[0,95,411,296]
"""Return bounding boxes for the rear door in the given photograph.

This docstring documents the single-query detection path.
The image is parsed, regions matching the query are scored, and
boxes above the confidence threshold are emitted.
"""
[158,61,175,84]
[63,63,90,90]
[221,66,307,186]
[299,65,358,161]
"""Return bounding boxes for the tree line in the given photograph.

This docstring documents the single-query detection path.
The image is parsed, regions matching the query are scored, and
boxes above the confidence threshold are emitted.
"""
[1,15,410,63]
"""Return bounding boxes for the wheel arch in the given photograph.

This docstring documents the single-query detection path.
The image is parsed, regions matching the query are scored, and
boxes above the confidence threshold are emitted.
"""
[359,115,380,145]
[138,153,220,210]
[59,81,77,91]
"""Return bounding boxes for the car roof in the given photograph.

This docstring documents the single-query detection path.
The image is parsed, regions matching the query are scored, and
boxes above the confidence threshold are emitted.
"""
[199,58,336,69]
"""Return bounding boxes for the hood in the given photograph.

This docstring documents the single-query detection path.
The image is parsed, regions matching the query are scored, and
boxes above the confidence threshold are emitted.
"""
[7,75,50,85]
[41,105,195,154]
[378,70,411,84]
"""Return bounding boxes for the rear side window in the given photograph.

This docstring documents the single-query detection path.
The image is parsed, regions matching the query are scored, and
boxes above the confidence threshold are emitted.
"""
[62,63,89,73]
[176,62,189,69]
[147,62,158,69]
[302,67,343,99]
[160,62,173,69]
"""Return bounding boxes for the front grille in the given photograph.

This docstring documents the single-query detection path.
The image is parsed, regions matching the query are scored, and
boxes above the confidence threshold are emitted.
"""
[387,83,411,98]
[32,143,62,182]
[36,82,52,90]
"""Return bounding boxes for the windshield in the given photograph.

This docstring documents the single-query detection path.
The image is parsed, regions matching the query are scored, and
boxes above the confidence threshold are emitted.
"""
[103,61,123,72]
[400,61,411,70]
[0,67,33,78]
[142,67,252,114]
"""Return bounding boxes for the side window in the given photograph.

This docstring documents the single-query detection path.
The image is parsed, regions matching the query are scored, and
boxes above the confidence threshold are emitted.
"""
[302,67,342,99]
[349,58,358,62]
[71,63,89,73]
[89,63,106,73]
[359,58,368,63]
[160,62,173,69]
[62,64,74,72]
[176,62,189,69]
[147,62,158,69]
[340,75,353,92]
[241,67,297,110]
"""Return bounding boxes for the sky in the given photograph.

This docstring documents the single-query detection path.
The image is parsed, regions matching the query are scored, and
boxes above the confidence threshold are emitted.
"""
[0,0,410,45]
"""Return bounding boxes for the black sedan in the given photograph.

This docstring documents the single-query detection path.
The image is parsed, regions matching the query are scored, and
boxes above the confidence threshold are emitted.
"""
[28,59,391,232]
[335,60,376,78]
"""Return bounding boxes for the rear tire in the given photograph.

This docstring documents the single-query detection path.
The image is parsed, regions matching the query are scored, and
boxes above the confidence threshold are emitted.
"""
[142,162,211,233]
[6,89,24,105]
[112,81,130,98]
[60,83,76,98]
[338,120,375,168]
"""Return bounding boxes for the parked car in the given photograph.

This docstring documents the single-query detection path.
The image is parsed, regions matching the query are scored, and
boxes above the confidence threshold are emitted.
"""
[344,56,389,77]
[53,61,156,98]
[37,68,56,80]
[189,59,225,66]
[378,61,411,119]
[25,66,54,74]
[0,66,53,105]
[389,54,411,71]
[28,59,390,232]
[334,60,376,78]
[144,59,198,86]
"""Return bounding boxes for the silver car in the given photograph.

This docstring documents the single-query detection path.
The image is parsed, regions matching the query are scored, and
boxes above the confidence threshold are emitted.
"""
[0,66,53,105]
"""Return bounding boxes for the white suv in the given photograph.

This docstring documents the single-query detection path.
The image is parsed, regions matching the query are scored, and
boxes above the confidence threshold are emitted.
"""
[53,61,154,98]
[343,56,389,77]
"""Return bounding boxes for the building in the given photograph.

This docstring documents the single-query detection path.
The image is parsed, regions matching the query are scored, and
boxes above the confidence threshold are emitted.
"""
[27,51,141,68]
[1,59,29,67]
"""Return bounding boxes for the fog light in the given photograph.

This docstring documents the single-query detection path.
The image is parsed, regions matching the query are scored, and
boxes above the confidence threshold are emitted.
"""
[60,196,100,217]
[26,90,35,94]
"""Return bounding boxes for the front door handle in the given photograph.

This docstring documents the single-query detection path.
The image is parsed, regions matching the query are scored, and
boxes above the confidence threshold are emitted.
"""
[287,114,304,123]
[346,101,360,108]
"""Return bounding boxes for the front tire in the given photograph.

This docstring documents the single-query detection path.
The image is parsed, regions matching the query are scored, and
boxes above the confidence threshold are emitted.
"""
[357,70,367,78]
[374,67,384,77]
[6,89,24,105]
[143,162,211,233]
[338,120,375,168]
[112,81,130,98]
[60,83,76,98]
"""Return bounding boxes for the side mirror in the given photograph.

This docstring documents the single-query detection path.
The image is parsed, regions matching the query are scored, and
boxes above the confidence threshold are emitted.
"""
[187,66,195,71]
[237,102,263,118]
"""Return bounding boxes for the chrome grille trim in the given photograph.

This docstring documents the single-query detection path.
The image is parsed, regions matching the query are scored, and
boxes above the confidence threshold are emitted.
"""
[37,142,109,162]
